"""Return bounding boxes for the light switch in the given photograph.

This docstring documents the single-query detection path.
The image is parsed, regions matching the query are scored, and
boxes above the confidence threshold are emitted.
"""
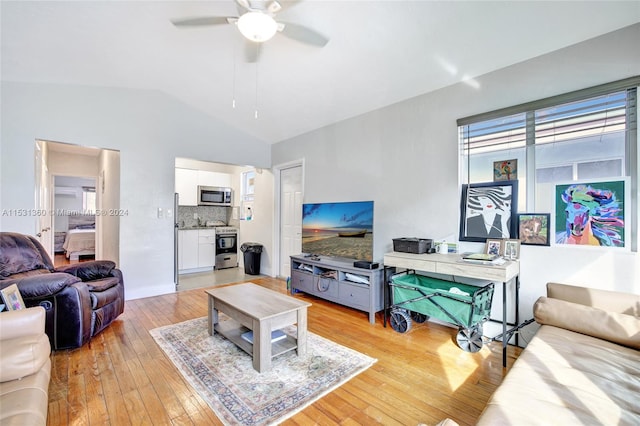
[167,209,173,218]
[157,207,163,218]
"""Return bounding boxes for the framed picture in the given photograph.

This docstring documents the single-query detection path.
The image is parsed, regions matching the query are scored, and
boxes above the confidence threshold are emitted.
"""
[517,213,550,246]
[485,239,502,256]
[554,178,628,248]
[503,239,521,260]
[459,180,518,242]
[493,159,518,181]
[1,284,26,311]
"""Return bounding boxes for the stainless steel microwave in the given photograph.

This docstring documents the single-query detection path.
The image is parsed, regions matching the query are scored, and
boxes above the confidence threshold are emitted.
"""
[197,186,233,206]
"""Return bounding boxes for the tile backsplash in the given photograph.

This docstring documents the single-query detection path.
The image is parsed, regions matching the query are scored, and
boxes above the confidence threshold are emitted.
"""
[178,206,231,228]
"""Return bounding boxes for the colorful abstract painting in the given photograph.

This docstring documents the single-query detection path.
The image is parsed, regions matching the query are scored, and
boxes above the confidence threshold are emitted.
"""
[493,159,518,181]
[554,179,626,248]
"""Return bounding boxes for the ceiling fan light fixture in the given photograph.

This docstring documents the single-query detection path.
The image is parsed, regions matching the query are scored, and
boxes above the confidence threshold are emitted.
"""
[237,12,277,42]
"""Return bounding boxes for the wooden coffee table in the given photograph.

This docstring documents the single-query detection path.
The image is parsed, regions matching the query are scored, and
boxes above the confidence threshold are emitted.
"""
[206,283,312,373]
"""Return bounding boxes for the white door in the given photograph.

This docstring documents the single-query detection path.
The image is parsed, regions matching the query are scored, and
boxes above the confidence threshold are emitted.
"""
[279,165,303,278]
[34,141,53,257]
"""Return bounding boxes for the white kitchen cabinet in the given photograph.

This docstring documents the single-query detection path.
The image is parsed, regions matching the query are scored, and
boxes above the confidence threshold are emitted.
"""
[197,170,232,188]
[175,168,199,206]
[179,229,217,272]
[181,229,199,270]
[198,229,216,268]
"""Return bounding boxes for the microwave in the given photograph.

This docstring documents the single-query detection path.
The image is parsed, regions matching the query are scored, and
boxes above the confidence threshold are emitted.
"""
[198,186,233,206]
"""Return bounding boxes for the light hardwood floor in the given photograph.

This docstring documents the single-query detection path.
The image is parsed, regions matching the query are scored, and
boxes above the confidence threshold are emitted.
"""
[47,277,521,426]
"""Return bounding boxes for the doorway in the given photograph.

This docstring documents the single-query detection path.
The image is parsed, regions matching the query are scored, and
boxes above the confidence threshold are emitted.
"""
[36,140,121,265]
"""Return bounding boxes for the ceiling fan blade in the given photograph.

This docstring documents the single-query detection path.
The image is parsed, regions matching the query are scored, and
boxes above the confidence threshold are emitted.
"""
[267,1,282,14]
[235,0,251,14]
[279,21,329,47]
[172,16,234,27]
[244,40,262,63]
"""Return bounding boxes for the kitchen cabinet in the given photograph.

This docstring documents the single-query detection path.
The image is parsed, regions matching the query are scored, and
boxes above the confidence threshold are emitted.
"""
[175,168,198,206]
[197,170,231,188]
[175,168,233,206]
[179,229,216,273]
[181,230,199,270]
[198,229,216,268]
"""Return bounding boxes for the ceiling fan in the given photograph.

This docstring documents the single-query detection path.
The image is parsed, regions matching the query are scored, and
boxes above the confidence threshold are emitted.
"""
[171,0,329,62]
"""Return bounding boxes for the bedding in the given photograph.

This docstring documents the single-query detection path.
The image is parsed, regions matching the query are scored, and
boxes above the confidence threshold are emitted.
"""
[63,229,95,260]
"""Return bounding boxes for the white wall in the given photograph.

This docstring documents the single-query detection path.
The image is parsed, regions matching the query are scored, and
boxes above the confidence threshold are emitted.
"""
[97,149,121,264]
[1,83,271,300]
[236,166,274,276]
[272,24,640,341]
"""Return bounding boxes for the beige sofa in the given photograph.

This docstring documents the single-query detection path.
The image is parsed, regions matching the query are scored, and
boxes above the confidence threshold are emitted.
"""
[0,307,52,426]
[476,282,640,425]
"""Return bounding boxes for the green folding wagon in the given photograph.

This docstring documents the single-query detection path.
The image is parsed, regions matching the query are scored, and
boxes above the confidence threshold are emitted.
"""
[389,272,495,352]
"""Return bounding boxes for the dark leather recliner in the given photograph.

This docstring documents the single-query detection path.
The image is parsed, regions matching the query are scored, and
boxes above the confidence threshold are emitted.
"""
[0,232,124,350]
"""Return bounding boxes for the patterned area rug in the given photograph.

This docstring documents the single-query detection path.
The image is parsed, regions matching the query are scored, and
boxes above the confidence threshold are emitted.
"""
[150,317,376,426]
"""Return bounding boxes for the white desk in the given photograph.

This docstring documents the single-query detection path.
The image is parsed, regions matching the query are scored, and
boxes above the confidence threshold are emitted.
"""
[383,252,520,367]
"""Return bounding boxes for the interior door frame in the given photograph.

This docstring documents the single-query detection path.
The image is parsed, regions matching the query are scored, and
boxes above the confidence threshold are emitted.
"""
[272,159,304,279]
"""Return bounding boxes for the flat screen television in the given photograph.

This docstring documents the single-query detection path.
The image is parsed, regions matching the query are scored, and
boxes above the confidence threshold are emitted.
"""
[302,201,374,262]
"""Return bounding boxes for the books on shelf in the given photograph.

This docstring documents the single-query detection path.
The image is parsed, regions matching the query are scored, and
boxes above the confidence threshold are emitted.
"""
[461,253,506,265]
[344,272,370,285]
[241,329,287,344]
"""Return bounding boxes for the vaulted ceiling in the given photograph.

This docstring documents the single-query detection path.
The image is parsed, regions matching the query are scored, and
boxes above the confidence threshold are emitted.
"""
[2,1,639,143]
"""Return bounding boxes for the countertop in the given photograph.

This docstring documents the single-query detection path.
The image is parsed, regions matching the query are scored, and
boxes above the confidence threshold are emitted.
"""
[178,226,218,230]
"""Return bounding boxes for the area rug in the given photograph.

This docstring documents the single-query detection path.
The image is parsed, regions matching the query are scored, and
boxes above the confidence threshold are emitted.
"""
[150,317,376,426]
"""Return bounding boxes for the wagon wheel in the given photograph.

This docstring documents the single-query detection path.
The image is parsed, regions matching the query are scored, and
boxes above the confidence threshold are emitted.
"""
[456,326,483,353]
[390,309,412,333]
[411,312,428,323]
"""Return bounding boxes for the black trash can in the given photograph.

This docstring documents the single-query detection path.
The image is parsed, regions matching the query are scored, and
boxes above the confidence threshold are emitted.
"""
[240,243,263,275]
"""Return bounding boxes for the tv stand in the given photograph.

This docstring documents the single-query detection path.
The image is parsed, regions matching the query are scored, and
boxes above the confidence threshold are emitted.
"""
[290,255,383,324]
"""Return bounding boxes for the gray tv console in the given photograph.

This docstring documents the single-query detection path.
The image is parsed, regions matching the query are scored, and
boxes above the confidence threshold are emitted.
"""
[290,254,384,324]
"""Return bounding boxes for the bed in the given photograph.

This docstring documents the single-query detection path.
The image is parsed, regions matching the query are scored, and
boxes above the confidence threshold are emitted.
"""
[62,215,96,260]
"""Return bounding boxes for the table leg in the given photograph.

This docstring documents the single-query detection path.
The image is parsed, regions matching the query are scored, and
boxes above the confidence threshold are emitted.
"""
[502,281,507,368]
[297,307,308,357]
[253,319,271,373]
[208,296,218,336]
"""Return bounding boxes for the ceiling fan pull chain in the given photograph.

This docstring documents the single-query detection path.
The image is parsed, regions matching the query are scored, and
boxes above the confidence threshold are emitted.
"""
[232,36,238,109]
[254,45,260,119]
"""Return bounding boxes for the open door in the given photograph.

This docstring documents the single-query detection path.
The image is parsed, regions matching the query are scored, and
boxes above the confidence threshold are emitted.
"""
[34,141,53,257]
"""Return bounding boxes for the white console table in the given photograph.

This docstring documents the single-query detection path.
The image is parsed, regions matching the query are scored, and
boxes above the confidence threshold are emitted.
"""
[383,251,520,367]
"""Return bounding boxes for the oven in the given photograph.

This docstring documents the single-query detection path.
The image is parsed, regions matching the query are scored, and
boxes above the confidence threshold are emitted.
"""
[215,227,238,269]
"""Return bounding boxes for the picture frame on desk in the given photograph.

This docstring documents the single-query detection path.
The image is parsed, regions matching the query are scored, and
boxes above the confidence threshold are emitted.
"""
[1,284,26,311]
[459,180,518,242]
[503,239,521,260]
[485,239,502,256]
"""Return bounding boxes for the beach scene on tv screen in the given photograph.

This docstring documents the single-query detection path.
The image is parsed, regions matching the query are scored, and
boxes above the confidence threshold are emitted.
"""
[302,201,373,261]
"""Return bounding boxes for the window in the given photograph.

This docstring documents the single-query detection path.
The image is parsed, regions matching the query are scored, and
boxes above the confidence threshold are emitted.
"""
[82,186,96,214]
[242,170,255,201]
[458,78,638,249]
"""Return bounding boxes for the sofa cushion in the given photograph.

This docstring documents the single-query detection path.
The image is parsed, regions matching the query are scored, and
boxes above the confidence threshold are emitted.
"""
[0,233,48,278]
[547,282,640,316]
[86,276,119,293]
[534,296,640,350]
[3,272,82,299]
[55,260,116,282]
[477,325,640,425]
[0,307,51,382]
[0,357,50,426]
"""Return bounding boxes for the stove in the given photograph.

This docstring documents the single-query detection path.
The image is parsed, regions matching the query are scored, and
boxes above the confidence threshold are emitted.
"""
[214,226,238,269]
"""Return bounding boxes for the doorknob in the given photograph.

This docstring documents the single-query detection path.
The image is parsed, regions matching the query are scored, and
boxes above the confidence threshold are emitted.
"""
[36,232,42,237]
